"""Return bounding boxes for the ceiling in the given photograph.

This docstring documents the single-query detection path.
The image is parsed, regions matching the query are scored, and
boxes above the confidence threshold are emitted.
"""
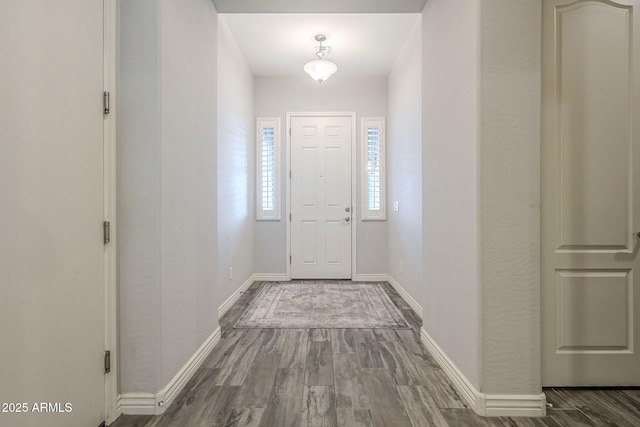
[221,13,420,77]
[211,0,428,13]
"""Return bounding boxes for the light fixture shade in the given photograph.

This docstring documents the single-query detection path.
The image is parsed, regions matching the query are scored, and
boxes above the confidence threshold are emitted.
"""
[304,59,337,83]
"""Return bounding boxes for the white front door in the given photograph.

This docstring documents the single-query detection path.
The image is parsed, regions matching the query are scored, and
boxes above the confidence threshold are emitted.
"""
[0,1,106,425]
[542,0,640,385]
[290,116,353,279]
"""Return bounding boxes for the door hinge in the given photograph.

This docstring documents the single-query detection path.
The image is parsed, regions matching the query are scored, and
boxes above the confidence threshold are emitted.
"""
[103,221,111,245]
[289,213,292,221]
[289,255,292,264]
[104,350,111,374]
[103,91,110,115]
[289,128,291,136]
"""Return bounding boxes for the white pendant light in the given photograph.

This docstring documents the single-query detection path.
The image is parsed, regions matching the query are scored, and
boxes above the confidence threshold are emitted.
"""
[304,60,337,83]
[304,35,337,83]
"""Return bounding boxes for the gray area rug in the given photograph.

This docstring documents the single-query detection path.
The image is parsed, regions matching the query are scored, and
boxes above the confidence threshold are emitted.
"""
[235,282,409,329]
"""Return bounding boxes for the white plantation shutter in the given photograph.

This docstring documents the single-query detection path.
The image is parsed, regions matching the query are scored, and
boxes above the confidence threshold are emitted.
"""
[261,127,275,211]
[362,118,386,220]
[367,127,382,211]
[256,118,281,220]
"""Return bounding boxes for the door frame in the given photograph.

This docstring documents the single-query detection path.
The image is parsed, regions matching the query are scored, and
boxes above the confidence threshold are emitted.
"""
[285,112,357,280]
[104,0,119,423]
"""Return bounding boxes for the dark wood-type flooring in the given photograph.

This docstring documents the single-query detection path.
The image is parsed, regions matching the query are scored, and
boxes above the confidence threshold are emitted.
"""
[110,281,640,427]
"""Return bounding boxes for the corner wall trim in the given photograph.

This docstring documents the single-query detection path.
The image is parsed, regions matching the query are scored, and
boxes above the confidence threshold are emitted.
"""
[387,275,423,319]
[419,328,546,417]
[218,274,256,319]
[118,326,221,416]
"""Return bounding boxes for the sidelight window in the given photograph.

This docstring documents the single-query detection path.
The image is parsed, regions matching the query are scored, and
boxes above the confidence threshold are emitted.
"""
[256,117,281,220]
[361,117,386,220]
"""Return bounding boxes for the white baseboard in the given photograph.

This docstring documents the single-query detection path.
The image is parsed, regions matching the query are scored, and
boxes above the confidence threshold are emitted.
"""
[419,327,546,417]
[218,274,256,319]
[352,273,388,282]
[118,326,221,416]
[117,393,156,416]
[484,394,548,417]
[387,275,423,319]
[252,273,288,282]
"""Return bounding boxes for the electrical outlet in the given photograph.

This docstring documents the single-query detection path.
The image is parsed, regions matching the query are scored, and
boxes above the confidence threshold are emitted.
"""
[229,267,233,281]
[400,261,404,273]
[394,201,399,212]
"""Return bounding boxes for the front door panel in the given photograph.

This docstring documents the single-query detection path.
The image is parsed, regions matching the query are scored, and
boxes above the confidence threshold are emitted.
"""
[290,116,352,279]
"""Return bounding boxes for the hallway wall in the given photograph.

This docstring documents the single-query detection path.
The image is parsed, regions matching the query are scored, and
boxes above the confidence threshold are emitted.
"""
[253,75,388,277]
[217,17,255,303]
[387,17,423,308]
[118,0,162,393]
[479,0,541,395]
[420,0,542,402]
[118,0,219,393]
[421,0,481,389]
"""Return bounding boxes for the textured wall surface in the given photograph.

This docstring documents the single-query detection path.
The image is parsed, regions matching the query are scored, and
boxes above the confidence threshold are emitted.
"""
[118,0,162,392]
[421,0,481,389]
[420,0,542,396]
[387,17,423,305]
[118,0,219,393]
[479,0,542,395]
[159,0,219,388]
[217,17,255,301]
[253,75,388,276]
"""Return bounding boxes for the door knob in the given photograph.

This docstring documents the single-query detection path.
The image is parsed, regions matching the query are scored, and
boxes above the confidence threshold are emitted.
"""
[344,217,351,222]
[345,207,351,212]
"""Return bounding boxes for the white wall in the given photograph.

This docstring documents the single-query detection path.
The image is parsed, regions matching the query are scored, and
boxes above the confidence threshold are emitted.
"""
[118,0,219,393]
[118,0,162,392]
[421,0,481,389]
[158,0,220,387]
[217,17,255,300]
[253,76,388,277]
[479,0,541,395]
[387,17,423,305]
[420,0,542,399]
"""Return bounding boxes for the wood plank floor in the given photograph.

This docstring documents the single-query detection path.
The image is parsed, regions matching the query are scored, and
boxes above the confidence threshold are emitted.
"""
[110,281,640,427]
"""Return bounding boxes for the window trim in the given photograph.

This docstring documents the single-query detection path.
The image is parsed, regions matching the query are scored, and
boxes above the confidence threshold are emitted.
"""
[256,117,281,220]
[361,117,386,220]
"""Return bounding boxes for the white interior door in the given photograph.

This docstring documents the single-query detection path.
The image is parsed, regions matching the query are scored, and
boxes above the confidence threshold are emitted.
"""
[542,0,640,385]
[290,116,353,279]
[0,1,106,426]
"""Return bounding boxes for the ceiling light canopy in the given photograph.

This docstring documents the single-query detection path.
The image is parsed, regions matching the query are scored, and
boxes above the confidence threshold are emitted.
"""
[304,34,337,83]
